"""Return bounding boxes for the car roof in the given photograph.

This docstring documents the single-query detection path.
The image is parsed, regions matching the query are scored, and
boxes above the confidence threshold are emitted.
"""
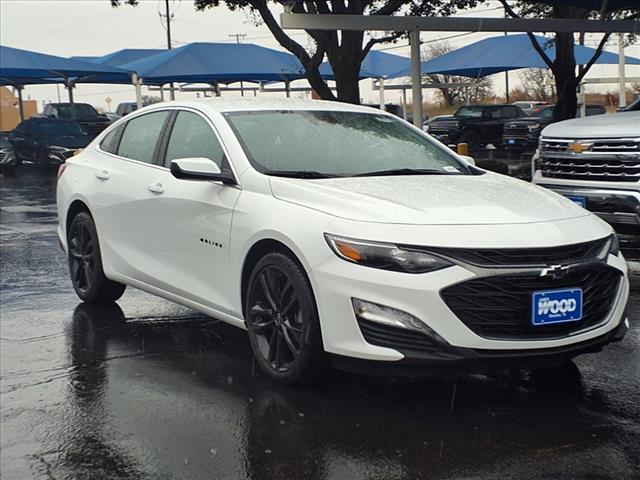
[144,98,386,115]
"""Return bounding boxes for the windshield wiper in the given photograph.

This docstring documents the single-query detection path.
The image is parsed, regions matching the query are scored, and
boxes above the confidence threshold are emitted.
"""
[353,168,454,177]
[268,170,337,179]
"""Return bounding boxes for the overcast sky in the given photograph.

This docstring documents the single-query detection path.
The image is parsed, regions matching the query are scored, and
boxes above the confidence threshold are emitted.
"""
[1,0,638,111]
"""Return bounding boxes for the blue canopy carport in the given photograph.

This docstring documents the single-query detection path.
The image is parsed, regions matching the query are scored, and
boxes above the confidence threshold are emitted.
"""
[319,50,410,110]
[71,48,163,68]
[118,42,308,99]
[0,45,132,120]
[388,34,640,78]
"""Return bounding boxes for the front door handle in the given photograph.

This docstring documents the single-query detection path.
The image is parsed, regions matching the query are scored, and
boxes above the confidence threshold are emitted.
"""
[95,170,110,180]
[147,182,164,194]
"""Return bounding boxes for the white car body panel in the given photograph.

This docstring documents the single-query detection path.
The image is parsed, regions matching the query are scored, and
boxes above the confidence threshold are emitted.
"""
[57,99,629,366]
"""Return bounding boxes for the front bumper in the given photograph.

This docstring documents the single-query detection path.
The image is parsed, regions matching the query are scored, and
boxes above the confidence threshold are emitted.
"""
[311,244,629,369]
[502,135,538,150]
[330,316,628,376]
[533,181,640,253]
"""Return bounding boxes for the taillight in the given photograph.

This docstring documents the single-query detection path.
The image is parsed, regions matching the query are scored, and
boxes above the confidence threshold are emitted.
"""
[57,162,67,181]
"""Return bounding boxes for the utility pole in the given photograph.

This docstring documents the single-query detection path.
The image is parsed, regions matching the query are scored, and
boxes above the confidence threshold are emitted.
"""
[161,0,176,100]
[229,33,247,97]
[504,5,509,103]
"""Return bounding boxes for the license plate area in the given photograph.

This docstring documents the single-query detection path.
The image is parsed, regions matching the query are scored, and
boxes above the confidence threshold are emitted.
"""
[565,195,586,208]
[532,288,583,326]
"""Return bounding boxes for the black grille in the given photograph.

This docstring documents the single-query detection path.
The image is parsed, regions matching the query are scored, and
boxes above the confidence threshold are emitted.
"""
[441,265,622,340]
[422,237,609,268]
[357,319,455,357]
[503,125,530,138]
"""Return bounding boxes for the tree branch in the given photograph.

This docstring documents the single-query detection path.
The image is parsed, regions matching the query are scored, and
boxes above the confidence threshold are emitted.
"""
[361,32,404,60]
[576,32,611,82]
[498,0,555,70]
[371,0,405,16]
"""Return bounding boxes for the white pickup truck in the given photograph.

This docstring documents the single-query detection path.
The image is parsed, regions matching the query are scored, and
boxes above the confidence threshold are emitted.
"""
[532,108,640,256]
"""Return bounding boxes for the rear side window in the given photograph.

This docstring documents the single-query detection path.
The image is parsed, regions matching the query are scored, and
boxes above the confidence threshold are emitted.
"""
[117,111,169,164]
[164,111,225,168]
[100,124,124,154]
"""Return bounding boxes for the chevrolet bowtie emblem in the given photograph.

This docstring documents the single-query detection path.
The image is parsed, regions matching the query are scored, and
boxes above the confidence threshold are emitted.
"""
[540,264,571,278]
[567,142,593,154]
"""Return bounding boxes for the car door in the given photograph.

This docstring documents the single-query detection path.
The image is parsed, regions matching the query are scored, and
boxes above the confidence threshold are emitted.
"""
[89,110,173,284]
[143,109,241,313]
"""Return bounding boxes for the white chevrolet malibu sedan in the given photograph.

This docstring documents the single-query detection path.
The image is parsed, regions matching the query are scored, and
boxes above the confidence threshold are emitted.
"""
[57,99,629,384]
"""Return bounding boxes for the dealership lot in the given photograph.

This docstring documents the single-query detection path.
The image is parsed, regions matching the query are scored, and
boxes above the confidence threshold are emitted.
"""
[1,169,639,480]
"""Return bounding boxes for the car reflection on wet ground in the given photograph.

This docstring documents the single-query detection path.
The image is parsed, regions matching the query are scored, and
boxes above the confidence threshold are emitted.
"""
[1,168,639,480]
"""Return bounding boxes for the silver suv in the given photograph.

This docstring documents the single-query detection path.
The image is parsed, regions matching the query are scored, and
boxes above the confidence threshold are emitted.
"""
[532,111,640,255]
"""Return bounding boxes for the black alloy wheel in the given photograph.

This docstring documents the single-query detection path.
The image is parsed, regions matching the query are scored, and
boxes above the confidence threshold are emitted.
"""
[245,252,323,384]
[68,211,126,304]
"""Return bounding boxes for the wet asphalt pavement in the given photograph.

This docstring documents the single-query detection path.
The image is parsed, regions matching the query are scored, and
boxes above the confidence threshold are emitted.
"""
[1,168,639,480]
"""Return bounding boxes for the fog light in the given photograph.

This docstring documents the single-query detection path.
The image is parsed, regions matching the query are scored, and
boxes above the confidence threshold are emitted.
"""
[352,298,446,344]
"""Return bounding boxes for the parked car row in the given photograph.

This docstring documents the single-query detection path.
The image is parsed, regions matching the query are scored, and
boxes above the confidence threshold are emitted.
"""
[1,118,93,170]
[425,102,610,153]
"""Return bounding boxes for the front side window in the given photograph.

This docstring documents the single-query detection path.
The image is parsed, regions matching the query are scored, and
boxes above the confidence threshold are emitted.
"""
[117,111,169,164]
[225,110,469,177]
[164,111,225,168]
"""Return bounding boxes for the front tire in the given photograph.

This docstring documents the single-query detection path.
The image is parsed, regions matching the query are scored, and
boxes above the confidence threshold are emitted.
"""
[67,211,126,304]
[245,252,324,385]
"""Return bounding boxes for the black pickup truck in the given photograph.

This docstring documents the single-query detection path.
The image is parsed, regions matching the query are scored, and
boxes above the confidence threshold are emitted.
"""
[42,103,112,137]
[426,104,527,150]
[502,104,607,152]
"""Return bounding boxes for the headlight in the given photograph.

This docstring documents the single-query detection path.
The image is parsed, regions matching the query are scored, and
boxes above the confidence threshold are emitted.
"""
[324,234,452,273]
[598,234,620,259]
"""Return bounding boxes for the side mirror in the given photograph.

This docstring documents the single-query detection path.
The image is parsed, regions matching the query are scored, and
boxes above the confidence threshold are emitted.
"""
[170,158,236,184]
[459,155,476,166]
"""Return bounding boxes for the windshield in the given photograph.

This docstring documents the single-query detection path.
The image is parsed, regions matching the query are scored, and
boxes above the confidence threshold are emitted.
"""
[225,111,468,177]
[38,121,86,136]
[55,104,99,118]
[455,106,499,118]
[539,107,554,120]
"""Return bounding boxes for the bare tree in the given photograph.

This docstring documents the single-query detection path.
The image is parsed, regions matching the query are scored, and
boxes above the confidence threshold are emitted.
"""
[421,41,493,106]
[518,68,555,102]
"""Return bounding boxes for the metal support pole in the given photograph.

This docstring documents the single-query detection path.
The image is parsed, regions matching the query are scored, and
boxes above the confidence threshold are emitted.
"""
[67,84,76,120]
[410,29,423,128]
[160,85,165,101]
[618,33,626,108]
[401,88,408,121]
[378,77,385,111]
[285,81,291,98]
[132,74,143,109]
[17,86,25,122]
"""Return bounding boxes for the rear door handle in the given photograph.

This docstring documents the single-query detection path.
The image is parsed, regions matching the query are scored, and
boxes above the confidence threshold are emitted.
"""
[95,170,110,180]
[147,182,164,194]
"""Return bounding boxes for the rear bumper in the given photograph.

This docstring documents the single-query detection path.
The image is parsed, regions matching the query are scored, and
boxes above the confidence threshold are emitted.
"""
[330,315,629,377]
[533,182,640,254]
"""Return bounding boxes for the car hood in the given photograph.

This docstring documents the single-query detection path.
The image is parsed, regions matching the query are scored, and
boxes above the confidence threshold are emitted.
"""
[269,172,590,225]
[541,111,640,138]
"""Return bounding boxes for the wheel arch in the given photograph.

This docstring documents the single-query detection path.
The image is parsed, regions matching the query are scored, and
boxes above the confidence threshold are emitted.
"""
[66,199,92,237]
[240,238,312,319]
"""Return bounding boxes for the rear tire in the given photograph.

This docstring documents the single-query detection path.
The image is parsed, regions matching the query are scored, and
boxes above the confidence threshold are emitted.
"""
[67,211,126,304]
[245,252,324,385]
